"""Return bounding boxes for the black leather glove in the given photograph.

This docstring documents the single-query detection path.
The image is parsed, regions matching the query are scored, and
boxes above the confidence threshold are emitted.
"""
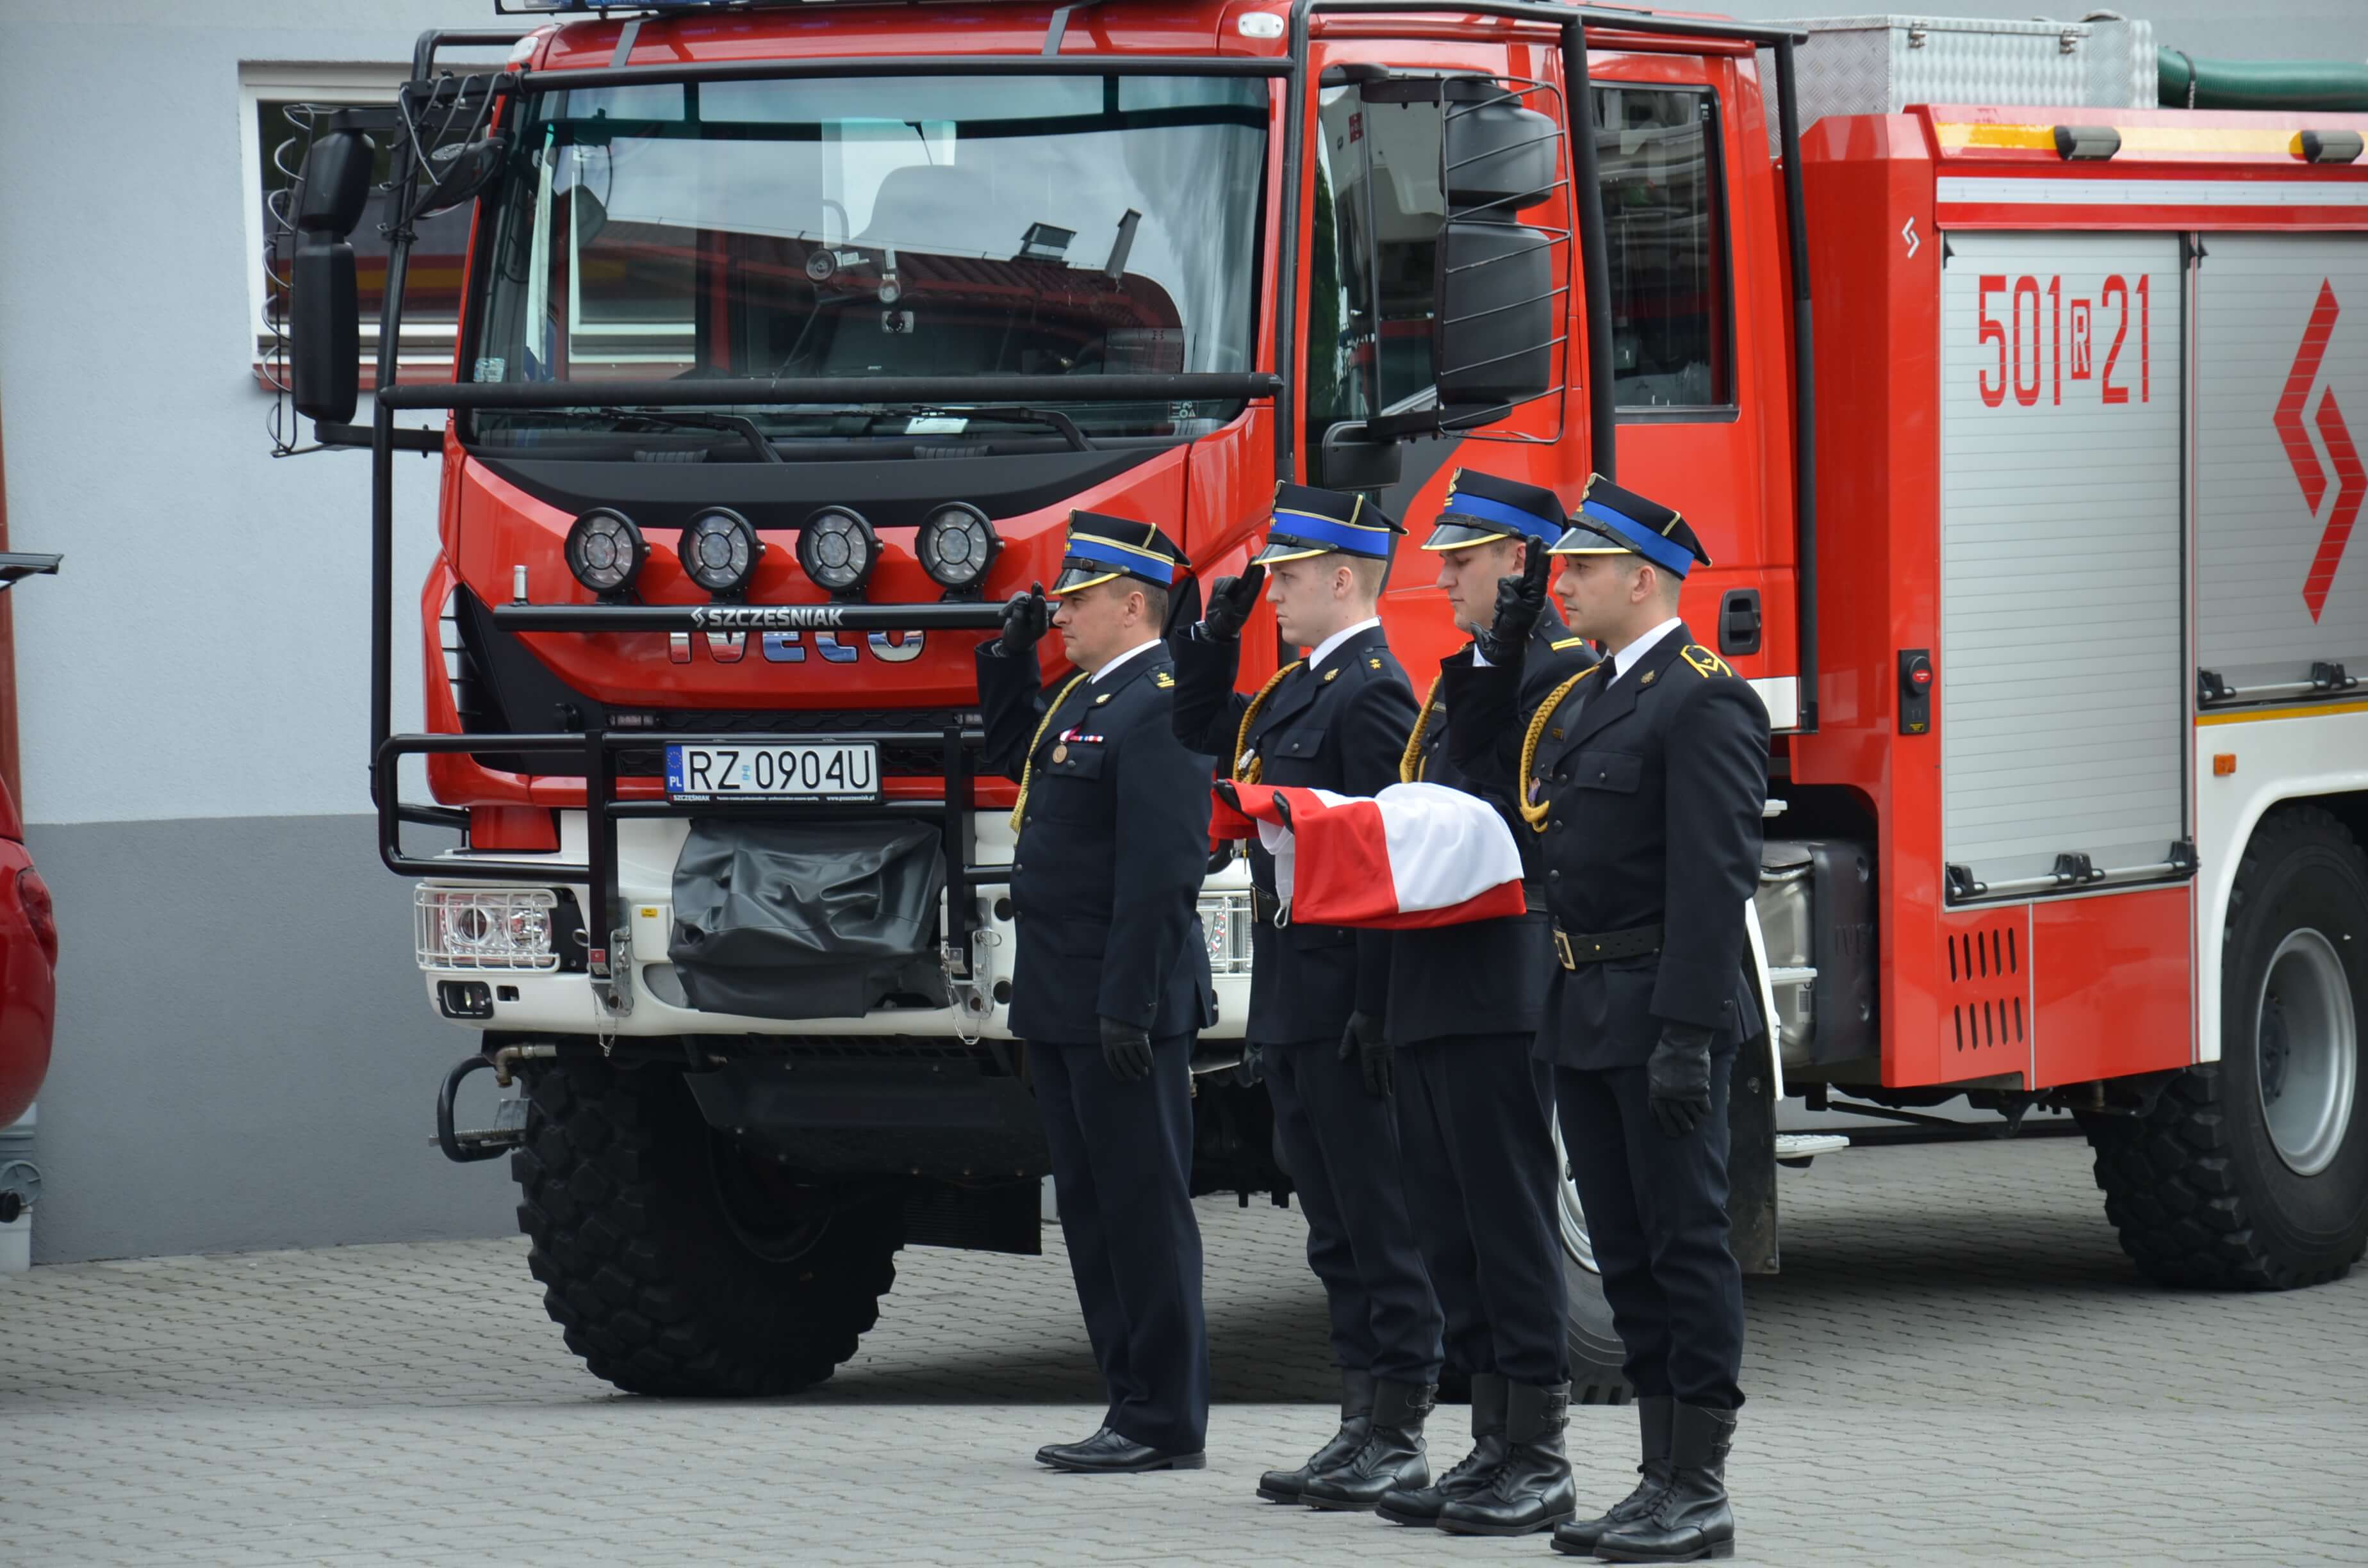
[1099,1017,1155,1083]
[998,582,1051,654]
[1645,1022,1716,1139]
[1199,564,1267,643]
[1477,543,1552,662]
[1338,1010,1393,1097]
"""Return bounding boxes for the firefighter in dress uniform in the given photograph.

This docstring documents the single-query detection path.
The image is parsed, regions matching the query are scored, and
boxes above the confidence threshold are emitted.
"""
[1448,475,1768,1563]
[1372,471,1600,1538]
[1168,483,1447,1511]
[976,512,1217,1475]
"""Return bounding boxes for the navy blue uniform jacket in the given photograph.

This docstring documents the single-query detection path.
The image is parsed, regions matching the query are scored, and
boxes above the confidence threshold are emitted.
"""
[1447,623,1770,1070]
[1168,622,1417,1046]
[976,641,1217,1047]
[1389,607,1598,1046]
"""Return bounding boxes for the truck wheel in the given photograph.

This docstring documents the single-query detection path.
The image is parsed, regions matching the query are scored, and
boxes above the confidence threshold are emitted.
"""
[511,1057,903,1395]
[1552,1118,1632,1404]
[2084,806,2368,1289]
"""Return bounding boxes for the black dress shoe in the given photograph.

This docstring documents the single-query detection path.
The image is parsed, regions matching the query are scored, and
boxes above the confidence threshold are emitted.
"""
[1037,1425,1111,1467]
[1435,1380,1575,1536]
[1551,1396,1672,1555]
[1592,1403,1736,1562]
[1258,1369,1376,1503]
[1299,1378,1436,1511]
[1377,1373,1507,1527]
[1040,1426,1207,1474]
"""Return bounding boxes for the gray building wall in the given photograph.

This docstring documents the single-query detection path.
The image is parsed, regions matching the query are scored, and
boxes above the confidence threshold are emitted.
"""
[0,0,2360,1263]
[0,0,514,1262]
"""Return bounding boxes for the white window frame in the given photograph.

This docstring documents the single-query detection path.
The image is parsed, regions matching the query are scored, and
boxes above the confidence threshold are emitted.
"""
[238,61,459,370]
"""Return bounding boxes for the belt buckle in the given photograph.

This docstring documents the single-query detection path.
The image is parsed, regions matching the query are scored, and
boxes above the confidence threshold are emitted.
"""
[1552,927,1577,970]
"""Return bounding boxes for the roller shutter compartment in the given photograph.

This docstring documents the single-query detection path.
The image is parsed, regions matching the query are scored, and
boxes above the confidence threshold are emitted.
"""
[1937,232,2187,895]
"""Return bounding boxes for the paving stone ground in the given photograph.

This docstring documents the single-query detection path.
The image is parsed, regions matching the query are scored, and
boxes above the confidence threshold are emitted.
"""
[3,1134,2364,1567]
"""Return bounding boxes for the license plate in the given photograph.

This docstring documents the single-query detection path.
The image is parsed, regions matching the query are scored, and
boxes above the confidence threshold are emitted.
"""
[664,742,880,803]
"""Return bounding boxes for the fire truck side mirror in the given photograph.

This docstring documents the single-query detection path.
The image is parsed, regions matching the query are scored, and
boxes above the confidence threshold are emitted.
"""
[1440,85,1558,212]
[1434,219,1554,420]
[289,127,372,426]
[1315,421,1405,493]
[290,240,360,425]
[295,129,374,240]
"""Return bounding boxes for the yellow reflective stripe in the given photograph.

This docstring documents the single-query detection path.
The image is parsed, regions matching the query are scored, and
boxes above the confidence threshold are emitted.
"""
[2196,698,2368,726]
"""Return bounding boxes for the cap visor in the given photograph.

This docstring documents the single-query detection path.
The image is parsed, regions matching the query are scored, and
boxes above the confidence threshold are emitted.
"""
[1250,539,1332,566]
[1420,521,1513,553]
[1050,565,1122,596]
[1547,520,1632,557]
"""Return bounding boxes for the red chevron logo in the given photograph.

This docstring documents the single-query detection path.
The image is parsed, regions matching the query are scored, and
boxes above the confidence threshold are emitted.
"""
[2280,281,2361,623]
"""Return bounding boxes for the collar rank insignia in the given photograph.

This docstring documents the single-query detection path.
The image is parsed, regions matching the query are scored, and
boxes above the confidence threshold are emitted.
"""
[1324,667,1341,682]
[1640,669,1657,687]
[1094,691,1112,704]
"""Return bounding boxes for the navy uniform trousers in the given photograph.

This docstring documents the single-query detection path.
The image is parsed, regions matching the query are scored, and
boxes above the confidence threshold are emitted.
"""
[1030,1033,1210,1451]
[1556,1054,1744,1408]
[1396,1033,1566,1384]
[1260,1038,1443,1384]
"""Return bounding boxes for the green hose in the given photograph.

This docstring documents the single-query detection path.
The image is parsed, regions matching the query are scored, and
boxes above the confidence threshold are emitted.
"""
[2158,49,2368,113]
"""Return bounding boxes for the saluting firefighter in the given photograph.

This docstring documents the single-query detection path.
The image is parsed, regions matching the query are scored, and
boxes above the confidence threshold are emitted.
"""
[1372,471,1599,1538]
[976,512,1217,1476]
[1168,483,1446,1512]
[1449,475,1769,1564]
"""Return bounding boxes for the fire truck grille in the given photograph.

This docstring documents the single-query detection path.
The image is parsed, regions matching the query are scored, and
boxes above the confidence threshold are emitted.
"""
[1942,915,2027,1066]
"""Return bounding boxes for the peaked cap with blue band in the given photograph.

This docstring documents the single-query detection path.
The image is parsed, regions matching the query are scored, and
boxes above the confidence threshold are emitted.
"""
[1422,468,1566,551]
[1549,473,1711,579]
[1251,482,1406,565]
[1051,510,1190,596]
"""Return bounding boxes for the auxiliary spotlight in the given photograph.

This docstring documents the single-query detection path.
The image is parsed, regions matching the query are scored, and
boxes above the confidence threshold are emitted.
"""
[564,508,646,600]
[678,507,762,600]
[798,506,878,599]
[916,503,1001,596]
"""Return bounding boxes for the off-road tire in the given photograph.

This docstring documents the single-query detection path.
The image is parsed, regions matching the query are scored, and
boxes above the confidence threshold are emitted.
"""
[512,1058,903,1395]
[2081,806,2368,1289]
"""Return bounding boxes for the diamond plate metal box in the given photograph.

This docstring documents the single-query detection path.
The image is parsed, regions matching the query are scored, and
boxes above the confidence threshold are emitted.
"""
[1771,14,2155,146]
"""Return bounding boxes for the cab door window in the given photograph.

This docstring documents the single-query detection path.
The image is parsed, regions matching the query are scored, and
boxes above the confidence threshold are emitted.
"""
[1594,85,1730,412]
[1307,79,1447,447]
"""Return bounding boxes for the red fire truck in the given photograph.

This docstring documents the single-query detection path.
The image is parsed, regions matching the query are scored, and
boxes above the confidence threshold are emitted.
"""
[277,2,2368,1398]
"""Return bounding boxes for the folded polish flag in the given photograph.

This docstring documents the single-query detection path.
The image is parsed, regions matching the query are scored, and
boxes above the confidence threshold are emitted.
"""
[1211,780,1528,929]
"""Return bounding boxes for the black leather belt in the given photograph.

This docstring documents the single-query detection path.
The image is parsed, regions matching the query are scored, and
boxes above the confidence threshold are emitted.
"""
[1552,923,1664,968]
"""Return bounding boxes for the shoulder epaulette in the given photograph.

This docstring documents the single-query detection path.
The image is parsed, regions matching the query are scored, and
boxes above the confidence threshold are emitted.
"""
[1680,644,1735,679]
[1153,670,1174,688]
[1549,635,1588,651]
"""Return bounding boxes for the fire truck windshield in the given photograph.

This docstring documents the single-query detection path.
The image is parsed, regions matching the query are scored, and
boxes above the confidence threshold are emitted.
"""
[465,73,1267,451]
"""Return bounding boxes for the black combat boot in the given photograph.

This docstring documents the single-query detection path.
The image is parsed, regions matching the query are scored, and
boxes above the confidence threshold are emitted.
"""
[1376,1372,1508,1527]
[1551,1395,1673,1555]
[1257,1369,1376,1504]
[1591,1402,1736,1562]
[1299,1378,1436,1511]
[1435,1380,1576,1535]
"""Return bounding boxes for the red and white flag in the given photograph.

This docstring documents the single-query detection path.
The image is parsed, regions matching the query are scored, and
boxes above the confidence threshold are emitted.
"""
[1212,781,1528,929]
